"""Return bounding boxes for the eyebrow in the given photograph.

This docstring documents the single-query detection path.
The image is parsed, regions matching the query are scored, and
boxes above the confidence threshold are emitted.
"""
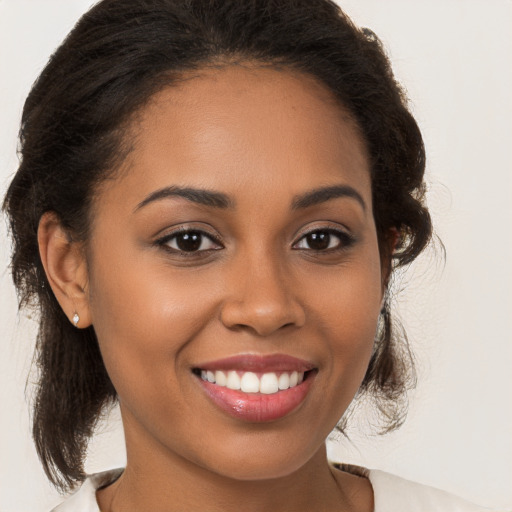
[291,185,366,211]
[134,186,234,211]
[135,183,366,212]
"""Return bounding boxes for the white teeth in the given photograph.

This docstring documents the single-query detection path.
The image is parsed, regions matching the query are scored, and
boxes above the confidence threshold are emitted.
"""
[278,372,290,390]
[260,373,279,394]
[240,372,260,393]
[215,370,227,386]
[226,370,241,390]
[200,369,307,394]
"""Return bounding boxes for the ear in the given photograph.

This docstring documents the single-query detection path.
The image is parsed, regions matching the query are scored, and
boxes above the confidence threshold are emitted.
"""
[380,227,399,294]
[38,212,92,328]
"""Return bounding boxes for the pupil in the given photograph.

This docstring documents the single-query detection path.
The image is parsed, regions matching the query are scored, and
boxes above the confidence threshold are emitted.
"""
[307,231,330,250]
[177,232,202,251]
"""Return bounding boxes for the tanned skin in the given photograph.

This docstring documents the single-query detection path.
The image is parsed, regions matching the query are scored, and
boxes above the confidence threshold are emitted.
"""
[39,65,390,512]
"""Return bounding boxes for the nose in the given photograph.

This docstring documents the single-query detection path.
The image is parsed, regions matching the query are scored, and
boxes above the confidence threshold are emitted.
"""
[219,253,306,337]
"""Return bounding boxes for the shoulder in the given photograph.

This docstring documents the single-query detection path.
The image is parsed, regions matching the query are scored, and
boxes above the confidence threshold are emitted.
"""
[50,469,123,512]
[333,463,495,512]
[367,468,494,512]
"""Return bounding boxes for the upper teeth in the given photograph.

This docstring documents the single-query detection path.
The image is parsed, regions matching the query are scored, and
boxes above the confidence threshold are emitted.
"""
[200,370,305,394]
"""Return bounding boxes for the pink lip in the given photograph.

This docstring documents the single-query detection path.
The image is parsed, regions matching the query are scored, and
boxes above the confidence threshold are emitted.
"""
[193,354,317,423]
[194,353,316,373]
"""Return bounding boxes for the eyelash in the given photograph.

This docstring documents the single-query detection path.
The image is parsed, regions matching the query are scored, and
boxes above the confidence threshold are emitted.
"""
[155,226,355,257]
[293,228,356,252]
[156,227,223,255]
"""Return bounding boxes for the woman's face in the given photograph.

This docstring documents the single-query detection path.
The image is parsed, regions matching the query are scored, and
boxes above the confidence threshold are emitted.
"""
[85,65,385,480]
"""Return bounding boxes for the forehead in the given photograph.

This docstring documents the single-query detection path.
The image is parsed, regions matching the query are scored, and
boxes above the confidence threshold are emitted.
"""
[101,64,371,212]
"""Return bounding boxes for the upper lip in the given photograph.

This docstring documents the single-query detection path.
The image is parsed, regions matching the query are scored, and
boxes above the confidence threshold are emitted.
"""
[194,354,316,373]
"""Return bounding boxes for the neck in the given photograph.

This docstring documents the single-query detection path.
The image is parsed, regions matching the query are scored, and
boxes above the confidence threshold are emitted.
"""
[97,411,372,512]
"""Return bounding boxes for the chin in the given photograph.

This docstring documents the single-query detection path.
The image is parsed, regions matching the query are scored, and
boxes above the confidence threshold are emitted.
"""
[188,428,327,483]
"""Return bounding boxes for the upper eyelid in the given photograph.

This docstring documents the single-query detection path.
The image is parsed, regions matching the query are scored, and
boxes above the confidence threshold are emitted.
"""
[154,223,221,239]
[294,223,352,240]
[156,226,222,243]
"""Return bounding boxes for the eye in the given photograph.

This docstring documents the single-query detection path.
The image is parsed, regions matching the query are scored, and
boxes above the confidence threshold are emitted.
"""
[157,229,222,253]
[293,228,354,252]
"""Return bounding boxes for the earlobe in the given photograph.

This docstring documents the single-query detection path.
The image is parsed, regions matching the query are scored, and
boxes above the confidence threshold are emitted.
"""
[37,212,92,328]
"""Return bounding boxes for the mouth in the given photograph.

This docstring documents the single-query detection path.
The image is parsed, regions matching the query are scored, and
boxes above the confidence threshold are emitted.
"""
[192,354,318,422]
[193,368,313,394]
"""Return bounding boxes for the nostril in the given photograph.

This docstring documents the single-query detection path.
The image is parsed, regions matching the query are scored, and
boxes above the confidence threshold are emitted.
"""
[219,299,306,337]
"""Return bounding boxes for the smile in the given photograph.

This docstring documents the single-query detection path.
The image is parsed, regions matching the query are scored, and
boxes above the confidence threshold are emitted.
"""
[193,354,317,422]
[199,370,305,394]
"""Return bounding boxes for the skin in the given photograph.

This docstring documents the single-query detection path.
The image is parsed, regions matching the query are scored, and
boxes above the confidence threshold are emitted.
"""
[39,65,390,511]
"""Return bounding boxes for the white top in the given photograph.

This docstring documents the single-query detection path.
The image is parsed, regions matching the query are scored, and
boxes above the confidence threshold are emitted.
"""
[51,467,495,511]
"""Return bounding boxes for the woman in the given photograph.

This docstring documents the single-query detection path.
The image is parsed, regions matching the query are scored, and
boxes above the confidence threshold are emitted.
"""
[1,0,504,510]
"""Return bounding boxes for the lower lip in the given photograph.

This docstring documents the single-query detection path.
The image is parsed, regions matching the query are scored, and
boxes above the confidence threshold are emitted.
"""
[197,373,316,422]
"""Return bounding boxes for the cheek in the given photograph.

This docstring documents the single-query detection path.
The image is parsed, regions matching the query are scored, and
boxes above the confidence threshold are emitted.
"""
[86,250,214,401]
[308,250,382,331]
[303,252,383,394]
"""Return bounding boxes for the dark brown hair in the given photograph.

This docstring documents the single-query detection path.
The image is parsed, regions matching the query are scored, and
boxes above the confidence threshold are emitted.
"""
[3,0,431,491]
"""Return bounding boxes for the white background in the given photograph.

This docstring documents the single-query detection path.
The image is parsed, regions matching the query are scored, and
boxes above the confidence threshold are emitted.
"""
[1,1,511,510]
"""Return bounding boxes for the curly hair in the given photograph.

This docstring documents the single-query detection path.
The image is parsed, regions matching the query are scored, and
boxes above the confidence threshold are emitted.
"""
[3,0,431,492]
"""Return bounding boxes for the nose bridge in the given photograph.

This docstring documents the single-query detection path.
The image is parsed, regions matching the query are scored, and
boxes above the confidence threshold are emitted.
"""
[220,245,305,336]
